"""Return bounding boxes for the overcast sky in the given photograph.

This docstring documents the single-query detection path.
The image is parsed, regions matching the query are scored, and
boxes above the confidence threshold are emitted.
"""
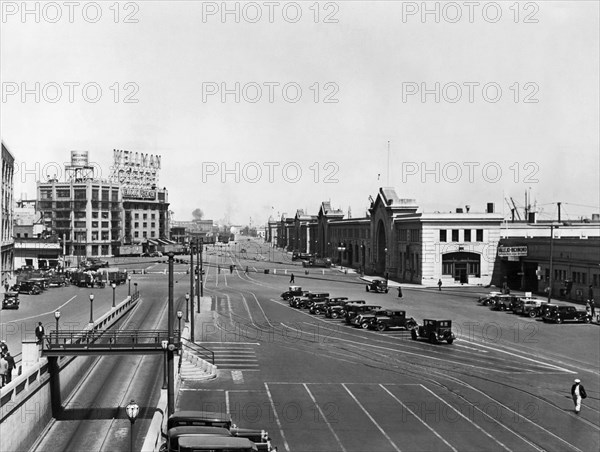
[1,1,598,226]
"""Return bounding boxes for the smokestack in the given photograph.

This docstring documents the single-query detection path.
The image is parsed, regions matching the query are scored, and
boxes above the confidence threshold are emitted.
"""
[557,202,561,223]
[528,212,536,223]
[487,202,495,213]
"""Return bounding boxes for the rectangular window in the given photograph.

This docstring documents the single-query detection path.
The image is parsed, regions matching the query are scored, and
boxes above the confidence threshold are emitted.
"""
[101,231,109,241]
[102,212,109,219]
[92,211,98,218]
[143,222,147,228]
[442,262,453,275]
[439,230,447,242]
[151,231,156,237]
[101,221,109,228]
[92,222,98,228]
[91,231,98,241]
[452,230,459,242]
[476,229,484,242]
[143,213,147,220]
[151,222,155,228]
[134,222,139,228]
[582,273,586,284]
[134,213,139,219]
[57,189,70,198]
[143,231,147,238]
[134,231,139,238]
[151,213,156,219]
[464,229,471,242]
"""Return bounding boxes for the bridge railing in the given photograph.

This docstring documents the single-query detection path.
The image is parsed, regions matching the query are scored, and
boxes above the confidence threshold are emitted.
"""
[180,337,214,364]
[45,329,181,350]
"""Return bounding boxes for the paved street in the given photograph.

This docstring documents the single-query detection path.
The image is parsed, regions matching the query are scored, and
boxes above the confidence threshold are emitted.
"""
[172,241,600,452]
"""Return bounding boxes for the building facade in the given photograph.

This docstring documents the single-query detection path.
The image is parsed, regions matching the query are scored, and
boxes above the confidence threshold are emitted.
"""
[122,188,169,244]
[1,142,15,288]
[37,178,122,263]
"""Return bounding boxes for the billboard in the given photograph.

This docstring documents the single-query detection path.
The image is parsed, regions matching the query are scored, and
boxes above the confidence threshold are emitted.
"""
[110,149,162,198]
[70,151,89,167]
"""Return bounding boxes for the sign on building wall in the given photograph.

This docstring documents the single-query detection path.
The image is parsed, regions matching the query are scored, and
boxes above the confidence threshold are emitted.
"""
[498,246,528,257]
[110,149,162,198]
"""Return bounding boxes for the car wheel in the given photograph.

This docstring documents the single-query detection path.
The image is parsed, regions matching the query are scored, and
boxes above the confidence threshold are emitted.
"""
[406,320,417,330]
[314,309,321,315]
[29,290,34,295]
[331,312,339,319]
[557,318,563,324]
[528,310,536,318]
[411,329,417,340]
[361,321,370,329]
[385,289,389,294]
[447,338,454,344]
[584,317,591,324]
[376,323,386,332]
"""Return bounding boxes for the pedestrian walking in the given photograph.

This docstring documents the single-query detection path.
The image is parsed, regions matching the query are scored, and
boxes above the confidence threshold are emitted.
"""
[229,265,233,274]
[218,265,221,274]
[590,299,596,319]
[4,352,15,385]
[35,322,45,345]
[245,266,248,274]
[0,354,8,388]
[397,286,403,298]
[0,340,7,355]
[588,284,594,303]
[437,279,442,291]
[290,273,295,284]
[571,379,587,414]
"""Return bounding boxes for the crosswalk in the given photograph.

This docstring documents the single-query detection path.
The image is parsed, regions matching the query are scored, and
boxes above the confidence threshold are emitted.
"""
[210,344,259,371]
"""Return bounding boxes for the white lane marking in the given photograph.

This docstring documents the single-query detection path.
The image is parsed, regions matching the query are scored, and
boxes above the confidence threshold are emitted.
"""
[0,295,78,325]
[280,323,512,374]
[264,383,291,452]
[226,390,230,416]
[419,385,512,452]
[226,293,233,323]
[462,339,576,374]
[232,371,245,384]
[302,384,347,452]
[380,384,458,452]
[342,384,402,452]
[240,294,254,324]
[454,344,489,353]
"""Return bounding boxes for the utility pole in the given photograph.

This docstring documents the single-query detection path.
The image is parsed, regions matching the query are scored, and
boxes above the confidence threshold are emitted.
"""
[196,239,201,313]
[557,202,562,223]
[167,253,175,416]
[200,238,204,299]
[189,243,194,342]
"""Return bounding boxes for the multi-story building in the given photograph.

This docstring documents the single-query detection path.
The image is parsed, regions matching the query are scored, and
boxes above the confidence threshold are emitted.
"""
[1,142,15,289]
[37,178,122,263]
[122,188,169,244]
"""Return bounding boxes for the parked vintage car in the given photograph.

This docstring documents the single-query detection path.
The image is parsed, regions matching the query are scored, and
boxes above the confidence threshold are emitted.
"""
[48,274,69,287]
[369,310,417,331]
[365,277,388,293]
[290,292,329,309]
[12,281,42,295]
[531,303,558,318]
[411,319,456,344]
[514,297,548,317]
[309,297,348,315]
[325,300,366,319]
[281,286,305,301]
[542,305,591,324]
[477,291,502,306]
[490,295,518,311]
[2,291,20,309]
[344,304,382,325]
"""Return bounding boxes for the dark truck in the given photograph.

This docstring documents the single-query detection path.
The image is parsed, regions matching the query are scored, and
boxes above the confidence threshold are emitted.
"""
[163,410,276,452]
[365,278,388,293]
[411,319,456,344]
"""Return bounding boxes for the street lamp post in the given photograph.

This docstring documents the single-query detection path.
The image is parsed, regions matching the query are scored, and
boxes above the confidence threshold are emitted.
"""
[88,293,94,324]
[125,399,139,452]
[128,274,131,296]
[54,310,60,344]
[161,339,168,389]
[548,224,557,303]
[185,293,190,323]
[177,310,183,344]
[111,282,117,308]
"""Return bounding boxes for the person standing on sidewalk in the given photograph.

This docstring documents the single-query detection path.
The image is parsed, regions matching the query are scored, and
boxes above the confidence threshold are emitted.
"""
[35,322,45,345]
[0,354,8,388]
[4,352,15,385]
[571,379,587,414]
[437,279,442,291]
[290,273,295,284]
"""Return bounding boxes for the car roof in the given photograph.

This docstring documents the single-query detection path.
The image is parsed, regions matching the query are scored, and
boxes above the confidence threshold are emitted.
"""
[169,410,231,423]
[177,435,257,450]
[167,426,233,436]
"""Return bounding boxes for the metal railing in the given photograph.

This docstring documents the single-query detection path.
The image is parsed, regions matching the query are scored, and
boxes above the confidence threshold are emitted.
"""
[179,337,214,364]
[45,329,180,350]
